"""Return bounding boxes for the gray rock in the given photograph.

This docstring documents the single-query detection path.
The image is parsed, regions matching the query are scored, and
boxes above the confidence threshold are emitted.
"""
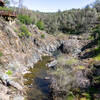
[46,60,57,68]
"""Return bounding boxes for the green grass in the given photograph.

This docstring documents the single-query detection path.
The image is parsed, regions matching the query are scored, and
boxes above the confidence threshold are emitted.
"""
[94,54,100,61]
[80,98,87,100]
[52,67,66,75]
[19,25,31,38]
[66,58,78,65]
[6,70,13,75]
[57,56,78,66]
[75,65,85,70]
[18,32,25,38]
[93,76,100,84]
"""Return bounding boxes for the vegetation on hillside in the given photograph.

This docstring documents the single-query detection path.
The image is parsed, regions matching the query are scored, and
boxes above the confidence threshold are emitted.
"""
[36,21,44,30]
[18,25,31,38]
[1,0,100,35]
[18,14,33,25]
[92,15,100,60]
[16,0,100,34]
[0,7,12,11]
[0,0,100,100]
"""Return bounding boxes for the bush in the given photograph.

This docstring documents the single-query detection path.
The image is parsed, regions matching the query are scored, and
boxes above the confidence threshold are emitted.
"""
[14,29,18,33]
[18,32,25,38]
[36,21,44,30]
[41,34,45,38]
[82,93,91,100]
[19,25,31,38]
[18,14,32,25]
[20,25,29,34]
[0,7,12,11]
[94,54,100,61]
[66,92,75,100]
[88,36,94,40]
[6,70,13,75]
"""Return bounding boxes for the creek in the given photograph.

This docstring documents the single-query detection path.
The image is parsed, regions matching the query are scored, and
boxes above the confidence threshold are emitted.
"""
[24,56,54,100]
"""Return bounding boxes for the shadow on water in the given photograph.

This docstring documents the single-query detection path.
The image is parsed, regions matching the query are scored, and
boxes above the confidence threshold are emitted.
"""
[24,56,53,100]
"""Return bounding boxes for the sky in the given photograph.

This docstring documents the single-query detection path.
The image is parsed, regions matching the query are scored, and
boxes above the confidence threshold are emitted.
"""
[15,0,96,12]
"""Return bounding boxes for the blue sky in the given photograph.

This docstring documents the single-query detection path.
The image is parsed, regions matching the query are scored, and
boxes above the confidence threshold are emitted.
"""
[16,0,96,12]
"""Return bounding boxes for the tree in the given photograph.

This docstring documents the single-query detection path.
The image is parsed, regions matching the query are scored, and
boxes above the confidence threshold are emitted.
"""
[92,16,100,48]
[18,14,32,25]
[93,0,100,12]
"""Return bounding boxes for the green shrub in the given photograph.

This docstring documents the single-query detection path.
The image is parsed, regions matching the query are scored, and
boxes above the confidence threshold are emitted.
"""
[66,58,78,65]
[6,70,13,75]
[66,92,75,100]
[14,29,18,33]
[19,25,31,38]
[0,7,12,11]
[18,32,25,38]
[41,34,45,38]
[82,93,91,100]
[88,36,94,40]
[94,54,100,61]
[36,21,44,30]
[18,14,32,25]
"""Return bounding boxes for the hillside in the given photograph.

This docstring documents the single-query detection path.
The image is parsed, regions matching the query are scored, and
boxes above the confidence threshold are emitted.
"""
[17,4,98,35]
[0,16,99,100]
[0,18,62,99]
[0,0,100,100]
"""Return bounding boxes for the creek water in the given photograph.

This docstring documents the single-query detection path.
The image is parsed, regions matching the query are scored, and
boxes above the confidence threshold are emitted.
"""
[24,56,54,100]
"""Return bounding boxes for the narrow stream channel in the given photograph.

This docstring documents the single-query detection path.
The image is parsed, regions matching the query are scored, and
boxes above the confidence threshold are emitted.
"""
[24,56,54,100]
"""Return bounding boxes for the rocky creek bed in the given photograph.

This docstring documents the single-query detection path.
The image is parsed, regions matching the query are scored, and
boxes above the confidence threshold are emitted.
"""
[22,35,91,100]
[23,40,100,100]
[24,56,54,100]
